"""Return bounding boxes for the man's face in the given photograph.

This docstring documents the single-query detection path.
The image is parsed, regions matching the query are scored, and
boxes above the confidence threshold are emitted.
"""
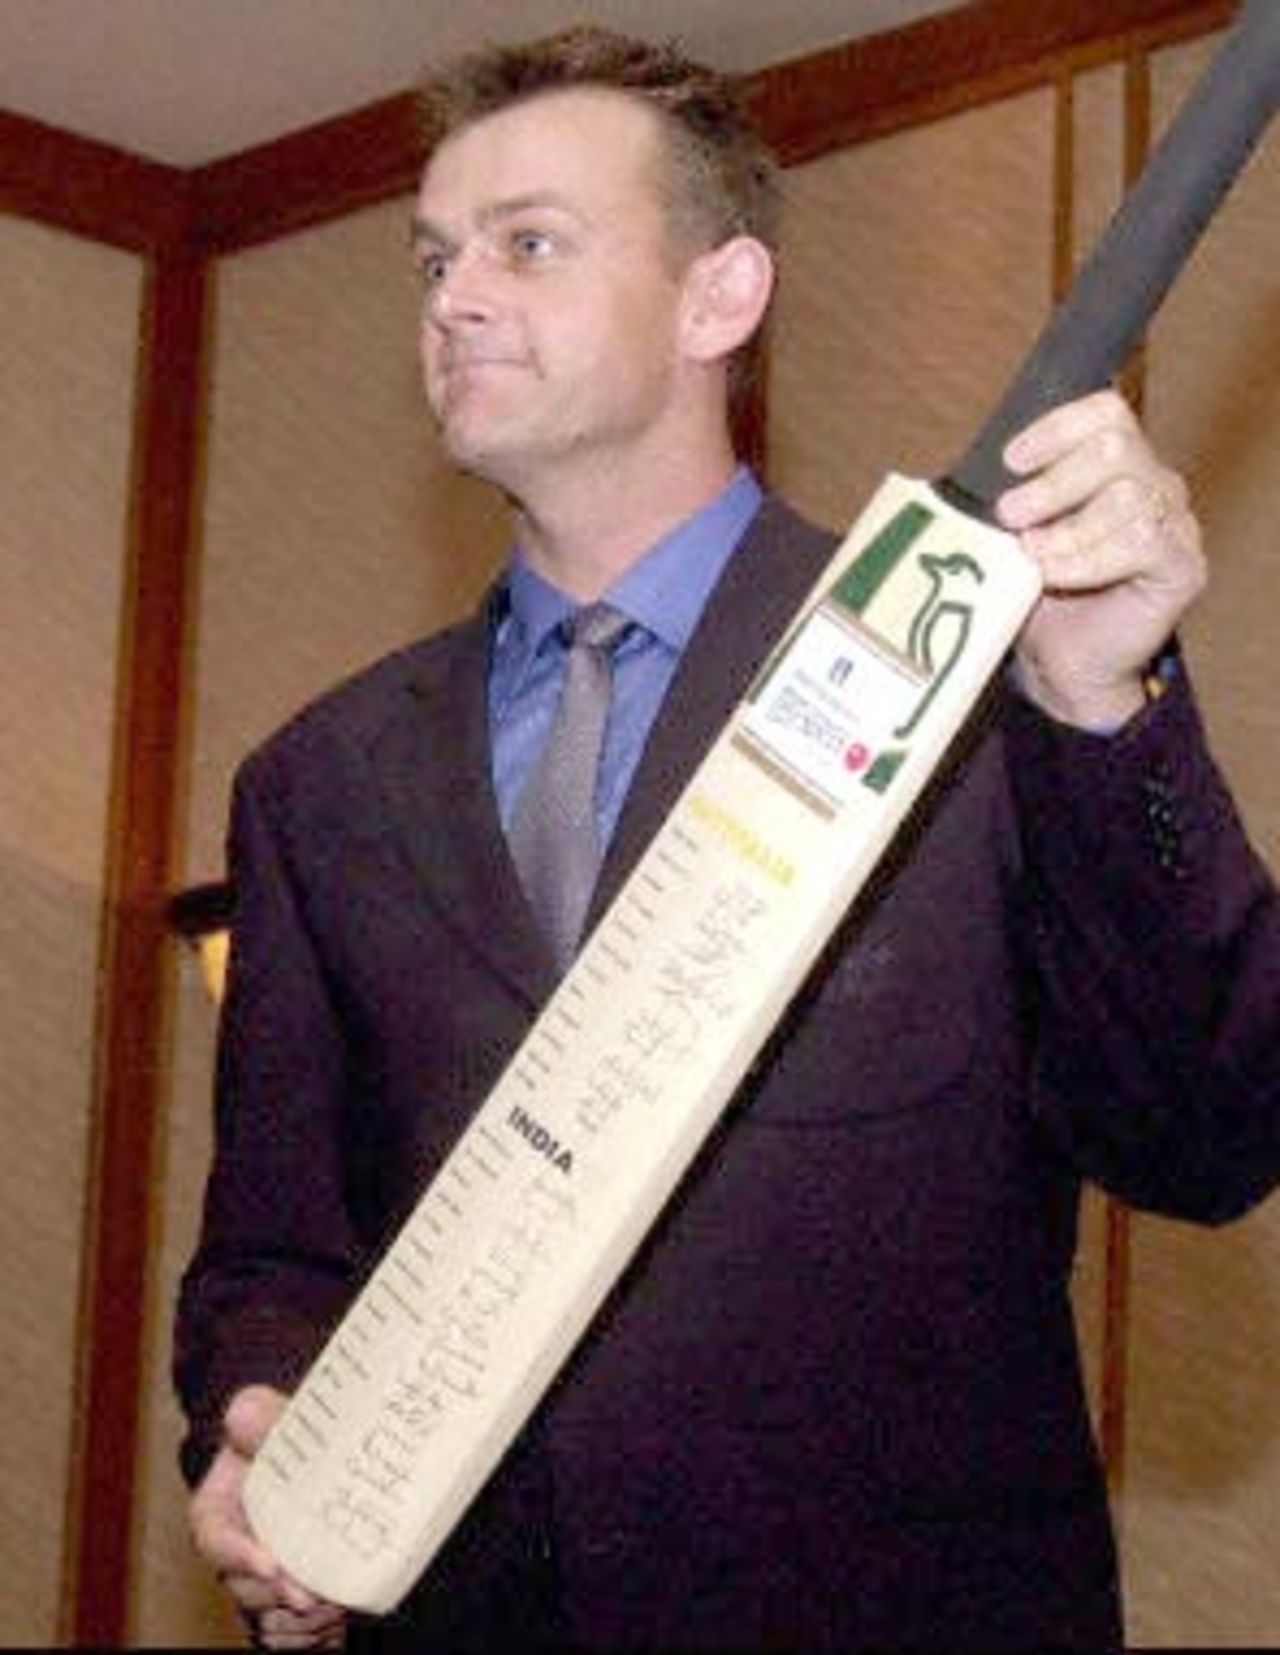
[413,88,695,489]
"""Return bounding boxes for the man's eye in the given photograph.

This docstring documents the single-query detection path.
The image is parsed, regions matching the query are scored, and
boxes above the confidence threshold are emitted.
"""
[416,253,449,288]
[509,229,554,263]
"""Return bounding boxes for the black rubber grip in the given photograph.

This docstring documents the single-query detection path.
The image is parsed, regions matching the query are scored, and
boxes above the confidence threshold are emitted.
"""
[941,0,1280,516]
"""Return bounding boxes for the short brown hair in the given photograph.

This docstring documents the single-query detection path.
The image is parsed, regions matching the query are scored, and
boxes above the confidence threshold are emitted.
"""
[420,25,780,259]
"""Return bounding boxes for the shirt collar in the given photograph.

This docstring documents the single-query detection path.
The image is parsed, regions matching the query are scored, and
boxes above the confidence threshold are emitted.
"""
[502,466,763,659]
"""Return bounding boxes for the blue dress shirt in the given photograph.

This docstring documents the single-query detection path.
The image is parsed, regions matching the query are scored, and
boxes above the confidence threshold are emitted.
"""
[489,467,764,854]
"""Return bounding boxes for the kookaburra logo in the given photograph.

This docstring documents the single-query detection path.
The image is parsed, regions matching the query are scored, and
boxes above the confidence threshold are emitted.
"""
[506,1105,574,1174]
[893,548,985,740]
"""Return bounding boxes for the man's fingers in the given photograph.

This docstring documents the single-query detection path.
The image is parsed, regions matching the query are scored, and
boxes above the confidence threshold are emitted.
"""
[221,1570,288,1613]
[1014,473,1198,588]
[1001,386,1139,477]
[189,1400,290,1595]
[218,1552,343,1636]
[260,1603,347,1633]
[997,425,1175,536]
[993,387,1204,617]
[191,1455,278,1578]
[256,1602,348,1650]
[224,1383,290,1455]
[189,1386,344,1644]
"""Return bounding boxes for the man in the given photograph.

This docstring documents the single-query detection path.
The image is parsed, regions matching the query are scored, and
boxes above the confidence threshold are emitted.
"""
[177,26,1280,1651]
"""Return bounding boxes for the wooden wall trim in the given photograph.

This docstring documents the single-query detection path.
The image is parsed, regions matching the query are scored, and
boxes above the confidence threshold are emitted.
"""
[62,248,210,1648]
[747,0,1232,164]
[0,0,1233,257]
[0,108,189,252]
[172,0,1234,254]
[188,92,424,256]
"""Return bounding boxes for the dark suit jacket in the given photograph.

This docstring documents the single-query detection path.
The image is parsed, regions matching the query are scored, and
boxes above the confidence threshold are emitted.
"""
[176,496,1280,1650]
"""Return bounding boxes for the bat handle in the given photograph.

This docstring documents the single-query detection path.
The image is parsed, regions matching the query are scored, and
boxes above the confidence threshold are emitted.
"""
[940,0,1280,518]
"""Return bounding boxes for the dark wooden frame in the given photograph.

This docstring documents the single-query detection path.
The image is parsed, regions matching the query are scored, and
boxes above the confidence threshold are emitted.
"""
[0,0,1235,1640]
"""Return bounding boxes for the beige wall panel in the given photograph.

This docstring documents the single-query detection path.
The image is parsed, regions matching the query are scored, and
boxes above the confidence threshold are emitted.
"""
[0,218,141,1644]
[1124,1213,1280,1648]
[1071,1181,1112,1445]
[1121,32,1280,1651]
[137,199,510,1643]
[768,91,1054,532]
[133,967,244,1648]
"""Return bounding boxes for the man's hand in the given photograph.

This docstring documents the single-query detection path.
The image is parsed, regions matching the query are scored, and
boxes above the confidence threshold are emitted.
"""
[997,388,1206,729]
[190,1385,347,1650]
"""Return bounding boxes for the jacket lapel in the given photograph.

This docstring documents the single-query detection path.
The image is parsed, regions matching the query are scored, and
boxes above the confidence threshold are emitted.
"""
[591,495,838,921]
[368,600,558,1008]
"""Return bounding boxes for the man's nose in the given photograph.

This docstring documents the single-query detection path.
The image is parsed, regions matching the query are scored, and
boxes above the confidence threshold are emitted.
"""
[426,248,496,328]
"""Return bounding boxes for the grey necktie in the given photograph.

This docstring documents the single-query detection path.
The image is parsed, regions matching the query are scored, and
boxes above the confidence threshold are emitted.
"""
[508,603,633,971]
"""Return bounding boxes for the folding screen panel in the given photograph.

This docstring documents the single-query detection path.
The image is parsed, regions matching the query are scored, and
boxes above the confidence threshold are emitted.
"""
[0,217,141,1646]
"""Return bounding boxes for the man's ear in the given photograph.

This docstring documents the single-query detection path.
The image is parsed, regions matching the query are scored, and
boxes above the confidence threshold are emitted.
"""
[679,236,776,365]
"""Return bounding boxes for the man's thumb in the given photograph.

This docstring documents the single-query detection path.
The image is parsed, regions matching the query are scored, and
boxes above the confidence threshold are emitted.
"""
[222,1384,288,1457]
